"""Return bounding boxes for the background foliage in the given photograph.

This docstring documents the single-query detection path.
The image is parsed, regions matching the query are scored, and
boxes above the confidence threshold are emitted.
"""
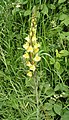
[0,0,69,120]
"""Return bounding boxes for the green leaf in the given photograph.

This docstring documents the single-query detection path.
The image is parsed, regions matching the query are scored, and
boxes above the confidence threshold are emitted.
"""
[64,32,69,37]
[61,111,69,120]
[63,32,69,41]
[56,49,61,58]
[67,36,69,41]
[62,84,69,92]
[24,9,31,16]
[58,66,64,75]
[54,61,60,70]
[54,84,60,91]
[42,4,48,15]
[0,71,5,77]
[45,102,53,110]
[63,18,69,26]
[58,0,66,4]
[48,4,56,9]
[54,83,68,92]
[44,83,51,94]
[49,99,55,104]
[22,1,28,5]
[48,110,56,117]
[50,58,55,64]
[54,103,62,115]
[25,78,34,87]
[17,0,28,4]
[60,33,65,39]
[46,88,55,96]
[59,50,69,57]
[59,14,68,20]
[36,11,40,18]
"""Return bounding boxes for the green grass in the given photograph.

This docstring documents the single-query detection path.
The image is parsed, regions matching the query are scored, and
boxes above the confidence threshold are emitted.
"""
[0,0,69,120]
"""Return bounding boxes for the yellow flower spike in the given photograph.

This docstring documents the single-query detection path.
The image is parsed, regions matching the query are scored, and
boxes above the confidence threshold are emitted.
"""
[23,52,29,59]
[23,7,41,77]
[26,61,32,67]
[25,35,30,42]
[30,64,36,72]
[23,42,29,50]
[27,71,32,77]
[34,43,40,49]
[27,45,33,53]
[34,54,41,62]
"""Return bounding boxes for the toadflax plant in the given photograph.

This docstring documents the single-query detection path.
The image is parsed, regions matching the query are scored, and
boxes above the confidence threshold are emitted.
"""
[23,6,41,77]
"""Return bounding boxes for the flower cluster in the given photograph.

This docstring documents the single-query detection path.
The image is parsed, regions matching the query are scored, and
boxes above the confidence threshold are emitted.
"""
[23,8,41,77]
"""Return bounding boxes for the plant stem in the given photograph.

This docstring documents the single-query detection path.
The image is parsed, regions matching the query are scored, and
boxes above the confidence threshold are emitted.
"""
[34,72,39,120]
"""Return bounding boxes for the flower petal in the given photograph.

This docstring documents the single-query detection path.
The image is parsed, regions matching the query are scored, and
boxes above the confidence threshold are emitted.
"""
[27,61,32,67]
[23,53,29,59]
[23,42,29,50]
[27,71,32,77]
[34,43,40,49]
[34,54,41,62]
[30,64,36,72]
[34,48,39,53]
[32,35,37,42]
[27,46,33,52]
[25,35,30,42]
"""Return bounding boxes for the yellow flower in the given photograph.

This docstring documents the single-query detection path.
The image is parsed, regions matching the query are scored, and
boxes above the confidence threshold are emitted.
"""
[23,53,29,59]
[32,35,37,42]
[34,54,41,62]
[32,18,34,23]
[25,35,30,42]
[27,45,33,52]
[30,31,32,36]
[29,64,36,72]
[16,4,21,8]
[26,61,32,67]
[23,42,29,50]
[31,23,33,27]
[34,43,40,49]
[33,21,36,26]
[27,71,32,77]
[32,28,36,34]
[34,48,39,53]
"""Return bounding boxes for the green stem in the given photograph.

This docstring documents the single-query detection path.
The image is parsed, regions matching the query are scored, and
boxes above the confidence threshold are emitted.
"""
[34,73,39,120]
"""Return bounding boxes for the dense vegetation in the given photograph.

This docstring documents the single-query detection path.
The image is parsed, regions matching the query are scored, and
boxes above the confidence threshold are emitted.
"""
[0,0,69,120]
